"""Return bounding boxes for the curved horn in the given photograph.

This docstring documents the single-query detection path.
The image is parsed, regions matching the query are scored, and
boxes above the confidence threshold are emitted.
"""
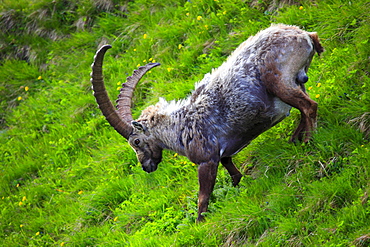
[91,44,133,139]
[116,62,160,122]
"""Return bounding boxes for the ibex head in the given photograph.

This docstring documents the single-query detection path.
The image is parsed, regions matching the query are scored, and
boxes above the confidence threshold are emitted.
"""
[127,121,163,172]
[91,45,162,173]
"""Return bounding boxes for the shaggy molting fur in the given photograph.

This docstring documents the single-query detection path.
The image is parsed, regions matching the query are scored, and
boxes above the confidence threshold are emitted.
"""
[91,23,323,221]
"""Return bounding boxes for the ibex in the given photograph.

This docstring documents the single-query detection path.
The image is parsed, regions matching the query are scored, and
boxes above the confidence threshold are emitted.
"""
[91,24,323,221]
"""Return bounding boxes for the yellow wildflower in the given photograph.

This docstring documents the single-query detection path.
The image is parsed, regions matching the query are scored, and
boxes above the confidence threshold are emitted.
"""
[133,49,137,52]
[22,196,26,201]
[149,58,153,61]
[60,242,65,246]
[143,34,147,39]
[143,59,147,63]
[78,190,83,195]
[25,86,29,91]
[167,68,173,72]
[178,44,183,49]
[137,64,141,67]
[36,232,40,236]
[19,201,23,206]
[16,184,20,187]
[315,94,320,98]
[17,96,22,101]
[186,13,190,16]
[114,217,118,222]
[117,81,121,85]
[204,25,209,30]
[197,16,202,21]
[37,76,42,80]
[152,59,156,63]
[173,153,178,157]
[20,224,24,228]
[299,6,304,10]
[117,87,121,91]
[223,11,227,15]
[317,83,321,87]
[308,86,313,90]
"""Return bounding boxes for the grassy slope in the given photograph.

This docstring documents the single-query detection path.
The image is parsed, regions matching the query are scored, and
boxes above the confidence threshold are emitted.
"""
[1,0,369,246]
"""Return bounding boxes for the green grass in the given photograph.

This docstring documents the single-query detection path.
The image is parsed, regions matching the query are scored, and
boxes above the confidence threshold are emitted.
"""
[1,0,369,246]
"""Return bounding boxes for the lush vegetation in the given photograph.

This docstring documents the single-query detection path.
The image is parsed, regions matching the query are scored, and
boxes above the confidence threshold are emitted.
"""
[1,0,369,246]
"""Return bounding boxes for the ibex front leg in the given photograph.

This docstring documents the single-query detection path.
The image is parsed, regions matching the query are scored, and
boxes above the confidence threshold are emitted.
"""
[197,161,218,222]
[221,157,242,187]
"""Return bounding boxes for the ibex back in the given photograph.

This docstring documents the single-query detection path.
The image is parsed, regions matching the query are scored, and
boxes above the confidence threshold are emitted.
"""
[91,24,324,222]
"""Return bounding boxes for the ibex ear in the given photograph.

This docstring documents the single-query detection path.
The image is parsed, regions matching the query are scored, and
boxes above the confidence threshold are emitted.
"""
[131,121,147,134]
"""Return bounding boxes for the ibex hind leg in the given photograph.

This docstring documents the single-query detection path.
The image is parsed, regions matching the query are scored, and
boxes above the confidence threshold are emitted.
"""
[279,89,317,143]
[263,71,317,143]
[221,157,242,187]
[290,114,307,143]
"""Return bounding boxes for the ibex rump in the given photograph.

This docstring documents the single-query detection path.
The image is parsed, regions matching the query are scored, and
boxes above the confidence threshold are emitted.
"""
[91,24,323,221]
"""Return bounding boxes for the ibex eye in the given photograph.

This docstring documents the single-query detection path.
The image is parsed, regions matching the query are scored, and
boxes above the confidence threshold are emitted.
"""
[134,139,141,146]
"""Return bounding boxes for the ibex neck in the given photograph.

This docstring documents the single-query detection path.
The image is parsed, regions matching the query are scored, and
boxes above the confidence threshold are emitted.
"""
[136,100,188,156]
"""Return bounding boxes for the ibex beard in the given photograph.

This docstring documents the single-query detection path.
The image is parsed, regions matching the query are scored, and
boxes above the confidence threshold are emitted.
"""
[91,23,324,222]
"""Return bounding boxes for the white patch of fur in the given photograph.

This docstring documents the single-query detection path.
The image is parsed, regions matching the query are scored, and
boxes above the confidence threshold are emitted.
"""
[158,72,213,115]
[157,97,189,115]
[272,98,292,125]
[195,72,211,89]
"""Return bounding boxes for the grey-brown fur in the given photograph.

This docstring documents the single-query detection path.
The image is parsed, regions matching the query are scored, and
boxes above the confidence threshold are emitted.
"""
[91,23,323,222]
